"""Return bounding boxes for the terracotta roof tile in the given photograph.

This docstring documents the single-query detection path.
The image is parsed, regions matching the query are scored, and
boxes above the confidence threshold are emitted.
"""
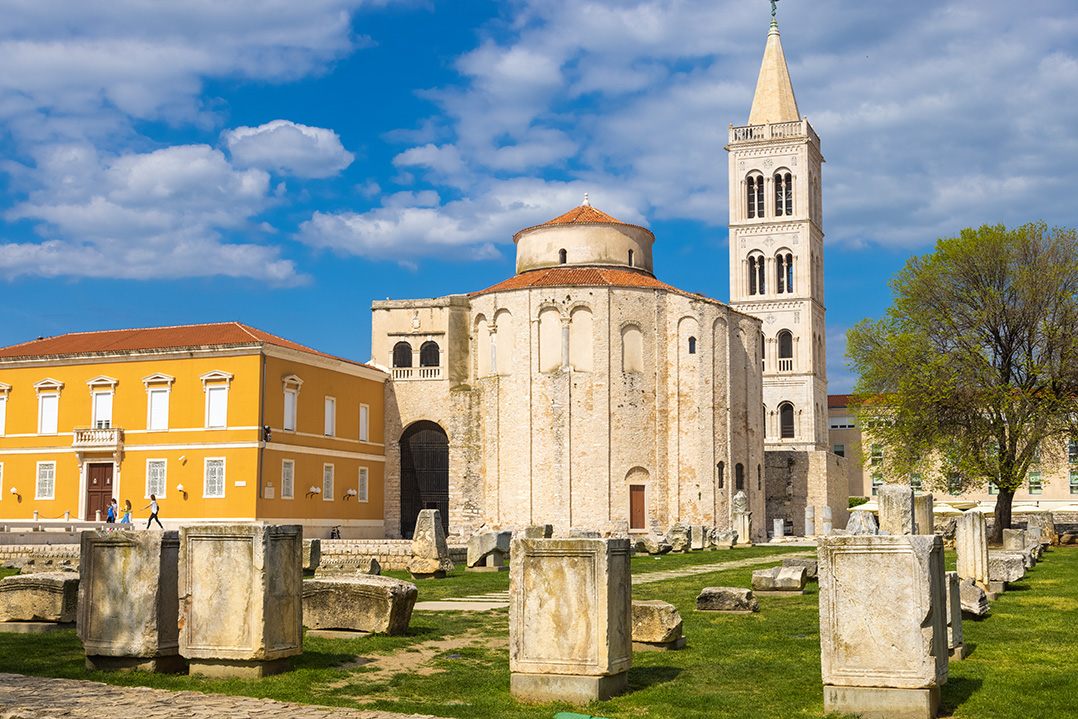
[828,394,855,408]
[540,204,626,227]
[471,266,704,298]
[0,322,374,369]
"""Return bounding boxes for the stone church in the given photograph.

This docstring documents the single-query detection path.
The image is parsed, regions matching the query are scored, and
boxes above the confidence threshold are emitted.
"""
[371,13,846,539]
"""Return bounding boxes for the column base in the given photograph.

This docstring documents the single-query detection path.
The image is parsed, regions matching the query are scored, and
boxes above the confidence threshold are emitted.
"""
[511,671,628,703]
[86,654,187,674]
[824,684,940,719]
[188,657,292,678]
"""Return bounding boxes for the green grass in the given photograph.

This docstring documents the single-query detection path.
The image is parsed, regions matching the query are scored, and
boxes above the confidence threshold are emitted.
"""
[2,546,1077,718]
[0,568,19,581]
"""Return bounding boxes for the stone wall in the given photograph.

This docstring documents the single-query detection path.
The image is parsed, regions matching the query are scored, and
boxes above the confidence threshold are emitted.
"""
[0,544,81,569]
[318,539,466,572]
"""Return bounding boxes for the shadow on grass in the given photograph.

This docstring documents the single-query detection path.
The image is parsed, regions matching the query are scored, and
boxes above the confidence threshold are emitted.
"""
[961,641,977,658]
[292,650,360,670]
[627,664,682,690]
[939,675,983,717]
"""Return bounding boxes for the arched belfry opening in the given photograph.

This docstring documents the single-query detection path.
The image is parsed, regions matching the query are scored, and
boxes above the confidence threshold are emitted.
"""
[399,420,449,539]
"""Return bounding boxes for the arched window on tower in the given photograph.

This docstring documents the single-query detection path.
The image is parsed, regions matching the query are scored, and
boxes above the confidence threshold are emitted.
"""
[392,342,412,368]
[688,336,696,355]
[735,463,745,491]
[628,249,634,267]
[778,330,793,372]
[559,248,567,264]
[746,174,764,219]
[776,252,794,294]
[774,171,793,216]
[780,402,795,439]
[748,254,765,296]
[419,341,440,367]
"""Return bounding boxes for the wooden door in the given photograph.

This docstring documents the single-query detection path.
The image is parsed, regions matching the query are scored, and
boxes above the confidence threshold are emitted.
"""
[629,485,645,530]
[86,464,113,520]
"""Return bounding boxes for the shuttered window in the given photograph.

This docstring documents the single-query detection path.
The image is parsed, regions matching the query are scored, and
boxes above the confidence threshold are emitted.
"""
[206,386,227,428]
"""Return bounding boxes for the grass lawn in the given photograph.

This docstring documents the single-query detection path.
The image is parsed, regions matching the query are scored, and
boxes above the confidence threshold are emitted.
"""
[1,545,1076,718]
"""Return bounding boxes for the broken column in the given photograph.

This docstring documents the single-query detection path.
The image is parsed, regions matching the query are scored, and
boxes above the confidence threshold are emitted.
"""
[78,530,182,672]
[303,575,417,635]
[751,565,807,595]
[733,491,752,546]
[179,524,303,678]
[509,537,631,703]
[821,506,833,536]
[913,494,934,535]
[878,485,915,536]
[818,535,948,719]
[1023,512,1057,546]
[408,509,454,579]
[945,571,965,661]
[805,505,815,536]
[955,511,990,592]
[466,530,511,572]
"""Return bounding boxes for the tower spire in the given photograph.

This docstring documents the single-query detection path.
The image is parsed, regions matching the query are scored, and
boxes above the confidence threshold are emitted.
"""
[747,8,800,125]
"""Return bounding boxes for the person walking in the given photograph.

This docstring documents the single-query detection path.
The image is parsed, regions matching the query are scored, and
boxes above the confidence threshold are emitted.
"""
[119,499,132,525]
[106,499,117,524]
[142,494,163,529]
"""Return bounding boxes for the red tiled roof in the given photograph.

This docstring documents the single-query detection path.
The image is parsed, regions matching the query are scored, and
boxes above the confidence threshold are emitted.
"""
[472,266,692,297]
[541,204,626,227]
[828,394,855,408]
[0,322,373,369]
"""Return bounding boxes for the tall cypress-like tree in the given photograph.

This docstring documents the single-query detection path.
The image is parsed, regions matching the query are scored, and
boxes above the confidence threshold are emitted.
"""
[846,222,1078,542]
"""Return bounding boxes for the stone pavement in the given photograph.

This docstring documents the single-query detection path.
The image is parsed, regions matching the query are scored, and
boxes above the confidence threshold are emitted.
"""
[0,673,446,719]
[412,551,813,610]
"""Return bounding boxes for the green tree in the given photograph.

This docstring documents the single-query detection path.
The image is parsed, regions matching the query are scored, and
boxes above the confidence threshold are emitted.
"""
[846,222,1078,541]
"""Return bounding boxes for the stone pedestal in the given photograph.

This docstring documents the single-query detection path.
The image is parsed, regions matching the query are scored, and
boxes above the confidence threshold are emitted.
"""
[955,511,990,590]
[0,572,79,624]
[988,551,1025,584]
[509,537,631,703]
[819,535,948,719]
[303,575,417,635]
[735,513,752,546]
[945,571,965,660]
[690,525,708,550]
[78,530,183,673]
[913,494,934,535]
[179,524,302,678]
[878,485,915,536]
[408,509,453,578]
[773,519,785,539]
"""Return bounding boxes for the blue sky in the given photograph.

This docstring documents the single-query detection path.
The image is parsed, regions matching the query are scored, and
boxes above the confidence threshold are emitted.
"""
[2,0,1076,392]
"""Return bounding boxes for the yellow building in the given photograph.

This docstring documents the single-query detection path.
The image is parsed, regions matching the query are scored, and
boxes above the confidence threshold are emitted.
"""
[0,323,388,537]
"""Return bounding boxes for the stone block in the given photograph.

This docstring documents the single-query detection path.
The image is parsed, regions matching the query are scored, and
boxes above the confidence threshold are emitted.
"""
[752,565,806,594]
[0,572,78,623]
[1060,532,1077,545]
[569,528,601,538]
[773,519,785,539]
[665,523,691,553]
[696,587,758,613]
[303,539,321,573]
[365,557,382,575]
[466,530,512,568]
[913,494,934,535]
[630,600,683,648]
[302,575,417,635]
[641,535,672,555]
[78,530,182,673]
[988,551,1025,582]
[690,525,708,550]
[821,505,834,536]
[944,571,964,660]
[818,535,948,691]
[517,524,554,539]
[712,530,737,550]
[805,505,816,536]
[1023,513,1057,546]
[782,557,818,580]
[1001,528,1029,552]
[509,537,631,703]
[958,577,989,617]
[409,510,453,578]
[955,511,990,589]
[179,524,302,677]
[878,485,916,536]
[824,685,940,719]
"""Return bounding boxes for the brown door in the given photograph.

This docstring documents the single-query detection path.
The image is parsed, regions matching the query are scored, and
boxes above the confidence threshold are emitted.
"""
[86,464,113,520]
[629,484,645,530]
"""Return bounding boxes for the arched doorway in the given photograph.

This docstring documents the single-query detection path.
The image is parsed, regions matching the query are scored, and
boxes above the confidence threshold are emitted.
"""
[399,420,449,539]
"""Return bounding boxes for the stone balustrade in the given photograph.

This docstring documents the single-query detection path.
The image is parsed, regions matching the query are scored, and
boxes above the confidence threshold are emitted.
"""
[729,118,821,150]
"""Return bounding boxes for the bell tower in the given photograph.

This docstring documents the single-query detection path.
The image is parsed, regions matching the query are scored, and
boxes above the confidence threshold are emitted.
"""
[726,8,828,452]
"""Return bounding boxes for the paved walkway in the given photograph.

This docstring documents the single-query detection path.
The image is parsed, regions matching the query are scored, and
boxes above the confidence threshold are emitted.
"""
[412,550,813,610]
[0,673,444,719]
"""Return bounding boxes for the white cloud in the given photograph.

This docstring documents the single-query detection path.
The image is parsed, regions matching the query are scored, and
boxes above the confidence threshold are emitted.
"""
[224,120,354,178]
[3,144,301,283]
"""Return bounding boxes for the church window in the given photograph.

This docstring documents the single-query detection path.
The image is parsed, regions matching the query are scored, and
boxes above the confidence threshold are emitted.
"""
[622,325,643,373]
[776,252,794,293]
[758,464,762,490]
[779,402,795,439]
[628,249,634,267]
[392,342,412,368]
[746,175,764,218]
[774,171,793,216]
[419,341,440,367]
[777,331,793,372]
[735,463,744,491]
[570,306,593,372]
[688,336,696,354]
[717,461,725,489]
[559,248,567,264]
[748,254,765,295]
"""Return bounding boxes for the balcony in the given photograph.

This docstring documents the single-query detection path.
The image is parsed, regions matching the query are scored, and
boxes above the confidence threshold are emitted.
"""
[729,119,820,151]
[392,366,443,380]
[778,359,794,372]
[72,427,124,453]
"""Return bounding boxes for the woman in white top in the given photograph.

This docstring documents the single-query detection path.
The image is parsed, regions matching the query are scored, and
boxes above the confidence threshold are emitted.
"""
[142,494,163,529]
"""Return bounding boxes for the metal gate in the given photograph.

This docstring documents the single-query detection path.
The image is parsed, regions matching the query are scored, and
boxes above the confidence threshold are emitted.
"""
[399,420,449,539]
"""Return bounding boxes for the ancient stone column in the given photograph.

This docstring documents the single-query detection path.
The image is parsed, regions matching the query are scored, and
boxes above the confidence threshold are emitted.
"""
[773,518,785,539]
[78,530,183,672]
[913,494,934,535]
[878,485,915,536]
[178,524,303,678]
[408,509,454,578]
[818,535,948,719]
[821,506,833,536]
[509,537,631,703]
[955,511,990,591]
[733,490,752,546]
[805,506,815,536]
[944,571,965,661]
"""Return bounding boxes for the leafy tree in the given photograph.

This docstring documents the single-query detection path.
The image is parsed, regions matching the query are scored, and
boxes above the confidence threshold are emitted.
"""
[846,222,1078,541]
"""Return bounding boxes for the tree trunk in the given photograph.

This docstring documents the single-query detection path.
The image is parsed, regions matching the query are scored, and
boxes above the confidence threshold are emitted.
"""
[990,490,1015,544]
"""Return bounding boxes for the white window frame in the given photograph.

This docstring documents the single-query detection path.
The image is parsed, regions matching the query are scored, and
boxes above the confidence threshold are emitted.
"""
[205,385,228,429]
[204,458,226,498]
[147,387,170,431]
[34,379,63,435]
[358,466,369,502]
[36,461,56,500]
[0,462,4,500]
[1027,471,1042,495]
[323,463,334,500]
[281,459,295,499]
[91,390,114,429]
[324,397,336,437]
[145,459,167,499]
[284,387,298,432]
[359,404,370,442]
[0,385,9,436]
